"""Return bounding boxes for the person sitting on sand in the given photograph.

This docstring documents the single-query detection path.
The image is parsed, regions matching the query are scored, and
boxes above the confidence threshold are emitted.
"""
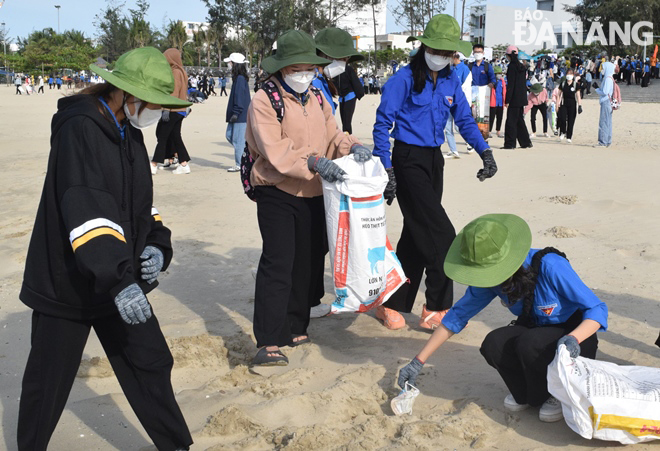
[397,213,608,423]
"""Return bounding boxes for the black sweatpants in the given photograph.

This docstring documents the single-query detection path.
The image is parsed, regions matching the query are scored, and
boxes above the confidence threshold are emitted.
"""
[339,97,357,135]
[220,86,227,96]
[253,187,326,347]
[153,113,191,164]
[16,85,21,95]
[383,141,455,313]
[480,318,598,407]
[38,86,44,94]
[489,106,503,132]
[504,106,532,148]
[530,103,548,134]
[558,101,577,139]
[18,311,192,451]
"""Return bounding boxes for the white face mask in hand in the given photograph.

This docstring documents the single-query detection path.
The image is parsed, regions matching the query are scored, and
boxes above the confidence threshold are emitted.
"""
[425,52,452,71]
[283,70,316,93]
[124,99,162,129]
[323,60,347,79]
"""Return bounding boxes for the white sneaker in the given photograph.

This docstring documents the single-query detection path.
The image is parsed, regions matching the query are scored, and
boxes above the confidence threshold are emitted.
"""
[443,153,453,159]
[530,133,536,138]
[450,150,460,159]
[227,165,241,172]
[488,132,493,138]
[543,133,549,137]
[466,145,474,153]
[310,303,331,318]
[539,396,564,423]
[567,139,572,143]
[504,394,529,412]
[559,134,565,141]
[150,164,157,175]
[172,164,191,174]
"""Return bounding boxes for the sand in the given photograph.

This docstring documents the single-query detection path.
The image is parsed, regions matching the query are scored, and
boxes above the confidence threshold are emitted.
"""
[0,83,659,450]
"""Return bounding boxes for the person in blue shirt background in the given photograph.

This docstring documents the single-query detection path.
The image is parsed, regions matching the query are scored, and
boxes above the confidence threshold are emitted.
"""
[444,52,470,158]
[642,57,651,88]
[398,213,607,423]
[224,52,252,172]
[219,75,228,96]
[489,65,506,138]
[469,43,495,88]
[372,14,497,332]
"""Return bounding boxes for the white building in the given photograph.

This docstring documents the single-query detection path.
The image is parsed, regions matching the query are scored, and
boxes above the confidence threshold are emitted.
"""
[469,0,581,54]
[355,32,418,52]
[334,0,387,38]
[181,21,239,42]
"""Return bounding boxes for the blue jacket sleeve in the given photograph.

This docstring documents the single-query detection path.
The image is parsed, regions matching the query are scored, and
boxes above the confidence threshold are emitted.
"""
[373,71,412,169]
[545,255,608,331]
[442,286,498,333]
[232,76,248,117]
[451,79,489,155]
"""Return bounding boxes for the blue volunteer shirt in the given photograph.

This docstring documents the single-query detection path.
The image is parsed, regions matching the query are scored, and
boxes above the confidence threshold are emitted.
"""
[372,65,489,169]
[311,71,336,115]
[470,61,496,86]
[442,249,608,334]
[453,61,470,84]
[494,79,504,107]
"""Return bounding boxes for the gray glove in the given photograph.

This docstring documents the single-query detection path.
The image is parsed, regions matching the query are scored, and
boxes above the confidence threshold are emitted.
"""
[229,113,238,123]
[397,357,424,390]
[114,283,152,325]
[558,335,581,358]
[384,167,396,205]
[161,110,170,122]
[308,156,347,183]
[350,144,372,163]
[140,245,164,284]
[477,149,497,181]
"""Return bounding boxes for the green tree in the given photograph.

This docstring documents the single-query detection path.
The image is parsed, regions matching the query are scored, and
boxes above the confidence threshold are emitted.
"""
[94,0,130,62]
[166,20,188,52]
[192,29,206,67]
[127,0,153,48]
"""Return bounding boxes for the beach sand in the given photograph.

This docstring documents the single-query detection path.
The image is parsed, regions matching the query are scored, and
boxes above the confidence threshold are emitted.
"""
[0,84,658,450]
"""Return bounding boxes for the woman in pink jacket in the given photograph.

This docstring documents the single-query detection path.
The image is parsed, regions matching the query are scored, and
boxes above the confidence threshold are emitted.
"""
[524,83,549,138]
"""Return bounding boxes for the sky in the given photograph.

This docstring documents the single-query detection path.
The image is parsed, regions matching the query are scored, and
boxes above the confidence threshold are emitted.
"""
[0,0,536,42]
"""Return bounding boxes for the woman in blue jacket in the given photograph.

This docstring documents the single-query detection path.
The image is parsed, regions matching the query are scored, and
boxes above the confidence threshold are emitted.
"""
[398,214,607,423]
[372,14,497,331]
[225,53,252,172]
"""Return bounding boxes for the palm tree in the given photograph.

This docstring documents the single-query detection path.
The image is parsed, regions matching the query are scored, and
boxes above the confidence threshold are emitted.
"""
[166,20,187,52]
[203,27,216,68]
[128,17,152,48]
[192,29,205,67]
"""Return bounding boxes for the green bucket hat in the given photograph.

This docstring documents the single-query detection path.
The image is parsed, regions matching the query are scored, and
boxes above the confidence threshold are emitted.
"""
[444,214,532,288]
[315,28,364,63]
[90,47,191,109]
[494,65,503,74]
[407,14,472,56]
[530,83,543,94]
[262,30,331,74]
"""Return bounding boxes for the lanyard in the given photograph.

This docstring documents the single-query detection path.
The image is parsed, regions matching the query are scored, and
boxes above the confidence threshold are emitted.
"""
[98,96,125,140]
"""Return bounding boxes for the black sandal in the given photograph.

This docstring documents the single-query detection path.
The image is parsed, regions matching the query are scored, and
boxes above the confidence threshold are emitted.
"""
[291,335,311,347]
[251,347,289,367]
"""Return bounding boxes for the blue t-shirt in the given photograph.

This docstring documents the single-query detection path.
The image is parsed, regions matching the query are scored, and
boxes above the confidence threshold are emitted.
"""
[442,249,609,334]
[470,61,496,86]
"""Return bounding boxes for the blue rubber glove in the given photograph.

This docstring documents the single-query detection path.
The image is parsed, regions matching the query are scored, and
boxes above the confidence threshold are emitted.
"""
[308,156,347,183]
[350,144,373,163]
[140,245,164,284]
[397,357,424,390]
[557,335,580,358]
[114,283,152,325]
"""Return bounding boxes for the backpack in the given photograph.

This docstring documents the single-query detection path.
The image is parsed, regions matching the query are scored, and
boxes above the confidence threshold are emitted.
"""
[512,247,568,328]
[240,80,324,201]
[609,76,622,111]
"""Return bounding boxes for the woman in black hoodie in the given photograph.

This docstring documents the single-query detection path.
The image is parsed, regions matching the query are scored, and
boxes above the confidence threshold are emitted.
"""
[502,46,533,149]
[18,47,193,451]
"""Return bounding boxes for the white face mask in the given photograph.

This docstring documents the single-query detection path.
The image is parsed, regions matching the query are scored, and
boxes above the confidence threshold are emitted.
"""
[474,52,484,61]
[323,60,347,79]
[124,99,162,129]
[283,70,316,93]
[424,52,451,71]
[566,75,574,81]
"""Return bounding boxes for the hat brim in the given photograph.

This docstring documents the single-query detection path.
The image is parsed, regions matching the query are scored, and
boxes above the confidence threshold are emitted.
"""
[407,36,473,56]
[261,53,331,74]
[530,86,543,93]
[90,64,192,108]
[316,44,365,62]
[444,214,532,288]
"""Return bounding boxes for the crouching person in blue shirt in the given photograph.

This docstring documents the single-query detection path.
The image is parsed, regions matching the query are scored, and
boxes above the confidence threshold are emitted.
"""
[398,214,608,423]
[372,14,497,331]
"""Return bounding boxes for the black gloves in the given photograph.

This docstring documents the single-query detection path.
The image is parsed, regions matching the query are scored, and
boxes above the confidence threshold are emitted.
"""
[161,110,170,122]
[384,167,396,205]
[477,149,497,181]
[578,105,583,114]
[397,357,424,389]
[557,335,581,358]
[308,156,347,183]
[229,114,239,123]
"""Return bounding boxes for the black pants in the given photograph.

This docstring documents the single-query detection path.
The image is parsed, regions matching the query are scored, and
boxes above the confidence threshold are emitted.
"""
[18,311,192,451]
[642,72,650,87]
[220,86,227,96]
[530,103,548,133]
[504,106,532,148]
[489,106,503,132]
[339,97,357,134]
[209,85,216,96]
[253,187,326,347]
[558,101,577,139]
[626,70,632,85]
[38,86,44,94]
[383,142,455,313]
[636,72,641,84]
[152,113,190,164]
[480,318,598,407]
[16,85,21,94]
